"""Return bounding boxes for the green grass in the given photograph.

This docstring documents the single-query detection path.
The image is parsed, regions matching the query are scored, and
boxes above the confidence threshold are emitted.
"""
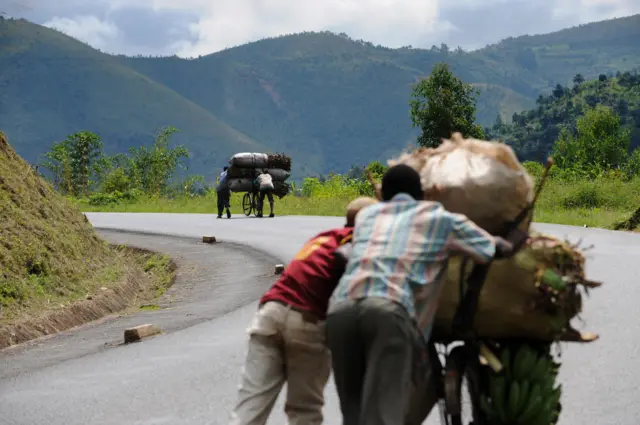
[0,132,177,326]
[76,176,640,230]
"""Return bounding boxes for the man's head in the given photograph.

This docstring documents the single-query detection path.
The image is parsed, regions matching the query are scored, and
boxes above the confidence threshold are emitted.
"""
[223,166,228,171]
[345,197,378,227]
[380,164,423,201]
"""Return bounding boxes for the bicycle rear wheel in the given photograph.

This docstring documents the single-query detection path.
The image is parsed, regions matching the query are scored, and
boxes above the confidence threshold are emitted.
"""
[242,193,252,216]
[443,345,485,425]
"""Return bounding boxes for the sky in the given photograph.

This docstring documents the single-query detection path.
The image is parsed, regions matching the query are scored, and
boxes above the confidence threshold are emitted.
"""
[3,0,640,58]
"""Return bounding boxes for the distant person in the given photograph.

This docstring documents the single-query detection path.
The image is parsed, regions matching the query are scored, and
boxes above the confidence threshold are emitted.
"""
[217,166,231,219]
[227,197,378,425]
[253,169,275,218]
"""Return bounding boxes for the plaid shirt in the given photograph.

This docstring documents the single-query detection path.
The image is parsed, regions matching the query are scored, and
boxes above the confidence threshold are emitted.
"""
[328,193,496,342]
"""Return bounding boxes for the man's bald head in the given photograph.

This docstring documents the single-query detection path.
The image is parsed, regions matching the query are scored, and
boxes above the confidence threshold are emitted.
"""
[346,197,378,227]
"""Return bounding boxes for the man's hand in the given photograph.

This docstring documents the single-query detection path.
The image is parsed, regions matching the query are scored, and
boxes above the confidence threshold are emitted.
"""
[493,236,514,259]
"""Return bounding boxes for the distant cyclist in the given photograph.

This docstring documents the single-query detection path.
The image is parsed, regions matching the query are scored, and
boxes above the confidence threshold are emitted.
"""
[254,169,275,218]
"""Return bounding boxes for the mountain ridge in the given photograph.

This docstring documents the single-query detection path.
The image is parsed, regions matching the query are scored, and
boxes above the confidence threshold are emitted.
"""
[1,14,639,178]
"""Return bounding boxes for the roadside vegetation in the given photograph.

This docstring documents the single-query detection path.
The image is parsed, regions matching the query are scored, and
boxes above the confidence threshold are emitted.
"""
[0,131,175,348]
[51,66,640,231]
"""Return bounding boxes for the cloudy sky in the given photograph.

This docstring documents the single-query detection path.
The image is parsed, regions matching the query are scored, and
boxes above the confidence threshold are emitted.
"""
[4,0,639,57]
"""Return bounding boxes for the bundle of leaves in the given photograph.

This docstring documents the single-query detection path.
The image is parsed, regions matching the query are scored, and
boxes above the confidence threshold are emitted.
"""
[273,181,292,198]
[267,153,292,171]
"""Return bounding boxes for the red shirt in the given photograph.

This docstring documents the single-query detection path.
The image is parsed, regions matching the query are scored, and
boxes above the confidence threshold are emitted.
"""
[260,227,353,319]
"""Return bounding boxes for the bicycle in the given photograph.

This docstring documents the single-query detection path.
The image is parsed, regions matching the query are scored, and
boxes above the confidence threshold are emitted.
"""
[242,191,258,217]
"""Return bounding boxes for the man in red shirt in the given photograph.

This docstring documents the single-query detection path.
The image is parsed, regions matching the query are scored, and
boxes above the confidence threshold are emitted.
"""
[227,196,378,425]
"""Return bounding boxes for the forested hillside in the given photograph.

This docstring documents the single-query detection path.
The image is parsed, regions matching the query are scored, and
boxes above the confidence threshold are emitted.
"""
[1,14,639,177]
[488,70,640,161]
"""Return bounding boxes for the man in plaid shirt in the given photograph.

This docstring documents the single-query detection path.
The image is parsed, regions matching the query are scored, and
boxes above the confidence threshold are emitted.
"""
[326,164,514,425]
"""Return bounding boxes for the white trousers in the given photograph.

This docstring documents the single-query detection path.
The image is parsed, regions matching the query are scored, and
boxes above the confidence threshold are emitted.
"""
[229,301,331,425]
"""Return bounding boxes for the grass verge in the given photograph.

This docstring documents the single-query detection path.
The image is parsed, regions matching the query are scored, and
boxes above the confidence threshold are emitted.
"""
[76,177,640,230]
[0,132,177,349]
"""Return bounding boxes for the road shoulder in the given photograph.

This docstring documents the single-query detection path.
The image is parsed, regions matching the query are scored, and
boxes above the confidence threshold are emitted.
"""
[0,230,278,379]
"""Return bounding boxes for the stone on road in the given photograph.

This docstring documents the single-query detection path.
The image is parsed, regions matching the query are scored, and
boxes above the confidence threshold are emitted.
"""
[0,213,638,425]
[123,324,162,343]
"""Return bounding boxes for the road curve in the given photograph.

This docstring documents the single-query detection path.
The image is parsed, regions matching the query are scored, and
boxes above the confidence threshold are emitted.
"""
[2,212,639,425]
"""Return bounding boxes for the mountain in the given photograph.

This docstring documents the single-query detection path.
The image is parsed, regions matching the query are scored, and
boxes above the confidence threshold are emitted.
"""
[487,71,640,160]
[1,14,639,178]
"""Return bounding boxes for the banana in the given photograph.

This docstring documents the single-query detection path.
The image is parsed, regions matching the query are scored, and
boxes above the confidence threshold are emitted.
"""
[516,394,543,424]
[519,347,538,380]
[492,376,508,423]
[517,383,542,424]
[530,355,550,382]
[501,346,512,378]
[507,381,521,420]
[515,380,531,417]
[531,399,554,425]
[512,346,531,381]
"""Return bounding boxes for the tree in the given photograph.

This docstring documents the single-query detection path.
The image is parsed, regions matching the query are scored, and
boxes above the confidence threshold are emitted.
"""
[40,131,103,196]
[409,62,485,148]
[552,84,565,98]
[127,126,189,196]
[552,105,630,174]
[573,74,585,85]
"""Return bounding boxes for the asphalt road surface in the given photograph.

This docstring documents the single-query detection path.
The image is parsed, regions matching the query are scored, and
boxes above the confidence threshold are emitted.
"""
[1,212,639,425]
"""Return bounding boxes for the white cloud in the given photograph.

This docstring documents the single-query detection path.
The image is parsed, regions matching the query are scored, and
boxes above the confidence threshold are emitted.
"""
[23,0,640,57]
[133,0,445,57]
[43,15,119,50]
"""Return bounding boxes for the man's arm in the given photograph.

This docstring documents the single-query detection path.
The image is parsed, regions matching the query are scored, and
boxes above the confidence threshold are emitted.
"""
[446,213,497,264]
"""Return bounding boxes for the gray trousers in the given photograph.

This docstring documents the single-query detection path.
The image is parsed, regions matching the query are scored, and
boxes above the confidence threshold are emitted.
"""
[326,297,437,425]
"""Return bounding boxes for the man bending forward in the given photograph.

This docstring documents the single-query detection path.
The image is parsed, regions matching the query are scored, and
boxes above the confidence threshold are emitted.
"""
[228,197,378,425]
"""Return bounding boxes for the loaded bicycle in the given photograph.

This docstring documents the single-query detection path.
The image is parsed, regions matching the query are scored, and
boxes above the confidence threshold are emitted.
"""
[242,191,258,217]
[426,161,557,425]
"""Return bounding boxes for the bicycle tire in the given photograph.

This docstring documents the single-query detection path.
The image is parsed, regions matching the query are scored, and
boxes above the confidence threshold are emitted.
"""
[242,193,252,216]
[443,345,485,425]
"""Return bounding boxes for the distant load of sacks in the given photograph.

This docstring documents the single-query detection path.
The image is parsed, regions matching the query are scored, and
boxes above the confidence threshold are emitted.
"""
[226,152,292,197]
[375,133,602,343]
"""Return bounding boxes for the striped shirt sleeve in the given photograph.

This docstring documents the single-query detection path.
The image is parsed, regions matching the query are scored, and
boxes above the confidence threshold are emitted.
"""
[446,212,496,264]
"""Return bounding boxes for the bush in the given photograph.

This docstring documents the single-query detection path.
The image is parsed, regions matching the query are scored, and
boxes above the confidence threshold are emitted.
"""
[87,189,141,206]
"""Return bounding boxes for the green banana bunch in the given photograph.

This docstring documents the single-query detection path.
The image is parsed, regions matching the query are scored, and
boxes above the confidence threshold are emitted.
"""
[479,344,562,425]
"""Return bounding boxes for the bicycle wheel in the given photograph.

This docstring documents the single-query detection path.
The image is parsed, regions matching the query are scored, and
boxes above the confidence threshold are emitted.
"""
[242,193,252,216]
[443,345,485,425]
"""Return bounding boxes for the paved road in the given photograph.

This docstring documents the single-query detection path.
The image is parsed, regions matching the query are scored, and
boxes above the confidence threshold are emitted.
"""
[1,213,639,425]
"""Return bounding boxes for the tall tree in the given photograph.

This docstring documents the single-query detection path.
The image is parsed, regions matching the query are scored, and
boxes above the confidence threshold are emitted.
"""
[409,62,485,148]
[127,126,189,196]
[40,131,103,196]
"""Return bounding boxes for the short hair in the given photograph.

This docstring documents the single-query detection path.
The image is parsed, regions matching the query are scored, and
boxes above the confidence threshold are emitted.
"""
[345,197,378,227]
[381,164,423,201]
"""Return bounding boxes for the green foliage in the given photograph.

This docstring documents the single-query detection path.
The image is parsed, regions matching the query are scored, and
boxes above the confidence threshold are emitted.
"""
[40,131,103,196]
[124,126,189,196]
[410,62,485,147]
[490,72,640,161]
[552,105,632,175]
[2,16,640,177]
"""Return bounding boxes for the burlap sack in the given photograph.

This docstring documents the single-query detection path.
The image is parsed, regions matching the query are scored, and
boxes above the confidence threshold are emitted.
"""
[389,133,535,234]
[432,234,599,342]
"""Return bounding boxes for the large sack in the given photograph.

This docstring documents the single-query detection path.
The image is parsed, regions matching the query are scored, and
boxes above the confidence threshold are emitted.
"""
[228,178,253,192]
[230,153,269,168]
[227,166,255,179]
[389,133,535,234]
[431,234,601,342]
[267,168,290,181]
